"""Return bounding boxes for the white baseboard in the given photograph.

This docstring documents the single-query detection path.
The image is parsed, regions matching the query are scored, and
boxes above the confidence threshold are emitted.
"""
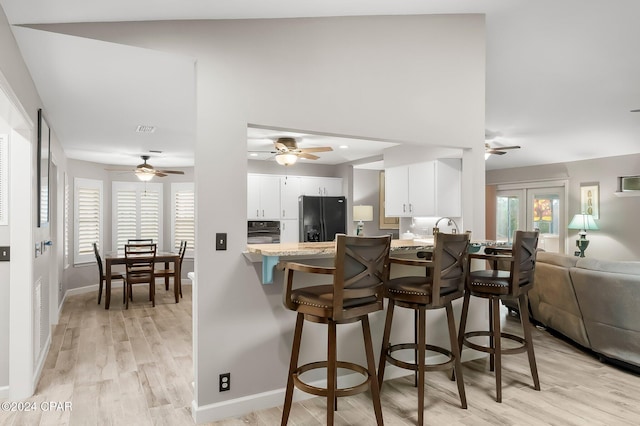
[65,283,99,298]
[191,349,485,424]
[0,385,8,399]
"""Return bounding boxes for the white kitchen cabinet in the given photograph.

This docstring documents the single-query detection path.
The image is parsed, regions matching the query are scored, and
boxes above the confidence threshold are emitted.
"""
[280,219,299,243]
[280,176,300,219]
[247,174,281,219]
[384,159,460,217]
[300,176,343,196]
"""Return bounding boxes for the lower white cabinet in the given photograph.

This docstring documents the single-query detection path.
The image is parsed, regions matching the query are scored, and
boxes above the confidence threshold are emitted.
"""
[280,219,299,243]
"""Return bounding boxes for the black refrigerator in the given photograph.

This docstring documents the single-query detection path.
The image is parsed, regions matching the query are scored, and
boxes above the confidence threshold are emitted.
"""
[299,196,347,242]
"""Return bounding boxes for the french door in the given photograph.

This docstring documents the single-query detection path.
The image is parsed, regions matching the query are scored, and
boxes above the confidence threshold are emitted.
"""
[496,183,566,253]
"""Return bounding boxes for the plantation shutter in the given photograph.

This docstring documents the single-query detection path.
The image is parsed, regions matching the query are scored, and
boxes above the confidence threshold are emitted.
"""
[112,182,163,251]
[171,183,195,253]
[74,178,103,264]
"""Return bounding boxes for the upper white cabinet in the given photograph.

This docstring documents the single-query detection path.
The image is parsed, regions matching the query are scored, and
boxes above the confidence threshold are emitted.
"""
[247,174,281,219]
[280,176,301,219]
[384,159,460,217]
[300,176,343,196]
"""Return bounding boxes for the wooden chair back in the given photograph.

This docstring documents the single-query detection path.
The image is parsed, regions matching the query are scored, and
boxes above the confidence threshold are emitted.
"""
[508,230,539,296]
[128,238,154,244]
[125,243,157,282]
[332,234,391,321]
[93,242,104,280]
[430,232,471,303]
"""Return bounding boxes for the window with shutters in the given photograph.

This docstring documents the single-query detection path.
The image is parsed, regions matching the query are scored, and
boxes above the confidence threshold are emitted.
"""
[64,172,70,268]
[74,177,103,264]
[112,182,163,251]
[0,135,7,226]
[171,182,195,256]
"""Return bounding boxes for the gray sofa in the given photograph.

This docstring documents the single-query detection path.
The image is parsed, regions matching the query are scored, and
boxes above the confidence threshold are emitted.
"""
[528,251,640,370]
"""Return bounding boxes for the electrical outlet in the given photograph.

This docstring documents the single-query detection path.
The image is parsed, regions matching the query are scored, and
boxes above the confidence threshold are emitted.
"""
[216,233,227,251]
[219,373,230,392]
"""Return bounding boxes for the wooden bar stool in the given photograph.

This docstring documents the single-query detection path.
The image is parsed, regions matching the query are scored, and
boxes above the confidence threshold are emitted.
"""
[377,232,469,426]
[458,230,541,402]
[280,234,391,426]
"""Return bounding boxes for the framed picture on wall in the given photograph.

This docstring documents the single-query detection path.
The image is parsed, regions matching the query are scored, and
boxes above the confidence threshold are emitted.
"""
[379,171,399,229]
[580,182,599,219]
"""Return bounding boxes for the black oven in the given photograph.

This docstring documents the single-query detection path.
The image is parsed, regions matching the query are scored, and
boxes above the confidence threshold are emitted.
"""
[247,220,281,244]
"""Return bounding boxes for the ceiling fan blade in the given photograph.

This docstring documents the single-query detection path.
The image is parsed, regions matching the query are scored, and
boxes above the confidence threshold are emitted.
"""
[298,152,319,160]
[154,171,168,177]
[631,109,640,112]
[487,150,507,155]
[299,146,333,153]
[494,145,521,150]
[156,170,185,175]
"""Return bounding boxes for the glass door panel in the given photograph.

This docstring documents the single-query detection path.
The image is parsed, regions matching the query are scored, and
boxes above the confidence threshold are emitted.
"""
[527,187,564,253]
[496,189,524,244]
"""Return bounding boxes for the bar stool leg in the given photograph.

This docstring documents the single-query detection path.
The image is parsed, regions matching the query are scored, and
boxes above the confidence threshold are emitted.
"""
[519,294,541,391]
[457,291,471,356]
[377,300,395,390]
[446,303,467,408]
[362,316,384,425]
[492,298,502,403]
[327,320,337,424]
[489,298,495,372]
[417,305,426,426]
[281,313,304,426]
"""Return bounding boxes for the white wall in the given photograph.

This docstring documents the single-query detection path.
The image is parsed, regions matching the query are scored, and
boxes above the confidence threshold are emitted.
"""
[0,3,65,395]
[24,14,486,421]
[487,153,640,261]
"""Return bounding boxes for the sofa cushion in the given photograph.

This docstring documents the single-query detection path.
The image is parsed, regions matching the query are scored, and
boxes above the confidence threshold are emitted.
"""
[576,258,640,275]
[536,251,579,268]
[530,256,590,348]
[571,265,640,368]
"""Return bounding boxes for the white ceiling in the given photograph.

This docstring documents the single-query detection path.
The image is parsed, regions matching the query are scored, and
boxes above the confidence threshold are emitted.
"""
[1,0,640,170]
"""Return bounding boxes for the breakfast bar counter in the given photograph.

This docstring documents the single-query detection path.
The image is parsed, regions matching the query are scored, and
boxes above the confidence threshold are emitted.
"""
[244,239,434,284]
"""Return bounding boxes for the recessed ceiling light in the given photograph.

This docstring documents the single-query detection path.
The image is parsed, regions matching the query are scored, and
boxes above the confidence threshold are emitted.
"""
[249,153,258,157]
[339,145,349,149]
[136,125,156,133]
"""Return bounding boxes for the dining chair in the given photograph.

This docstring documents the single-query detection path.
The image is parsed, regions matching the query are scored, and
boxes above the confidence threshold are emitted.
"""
[155,240,187,298]
[458,230,540,402]
[377,232,469,426]
[93,242,126,305]
[128,238,153,244]
[280,234,391,425]
[124,243,157,308]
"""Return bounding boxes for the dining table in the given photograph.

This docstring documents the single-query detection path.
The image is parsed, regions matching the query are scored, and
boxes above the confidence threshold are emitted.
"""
[103,250,181,309]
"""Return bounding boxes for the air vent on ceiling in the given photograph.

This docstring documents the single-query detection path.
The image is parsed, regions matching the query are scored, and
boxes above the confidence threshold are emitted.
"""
[136,125,156,133]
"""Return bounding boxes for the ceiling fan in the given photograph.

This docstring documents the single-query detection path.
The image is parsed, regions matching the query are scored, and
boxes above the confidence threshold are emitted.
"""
[106,155,185,181]
[254,137,333,166]
[485,142,521,157]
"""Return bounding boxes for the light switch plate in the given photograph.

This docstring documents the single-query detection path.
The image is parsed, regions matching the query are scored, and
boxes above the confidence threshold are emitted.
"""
[0,246,9,261]
[216,233,227,251]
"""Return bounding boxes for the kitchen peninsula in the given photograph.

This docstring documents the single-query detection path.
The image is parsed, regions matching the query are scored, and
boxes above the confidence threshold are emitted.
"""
[245,239,435,284]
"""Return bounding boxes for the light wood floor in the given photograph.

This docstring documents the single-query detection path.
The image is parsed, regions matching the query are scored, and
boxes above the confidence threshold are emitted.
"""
[2,287,639,425]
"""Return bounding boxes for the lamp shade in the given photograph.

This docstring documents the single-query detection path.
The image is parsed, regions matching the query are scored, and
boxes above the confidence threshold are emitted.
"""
[568,214,599,231]
[353,205,373,222]
[275,153,298,166]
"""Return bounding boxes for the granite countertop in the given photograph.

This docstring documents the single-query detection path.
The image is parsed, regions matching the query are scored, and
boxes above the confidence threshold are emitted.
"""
[245,239,434,257]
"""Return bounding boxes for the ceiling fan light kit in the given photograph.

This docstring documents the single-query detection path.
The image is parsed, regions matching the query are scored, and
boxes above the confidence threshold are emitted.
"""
[275,152,298,166]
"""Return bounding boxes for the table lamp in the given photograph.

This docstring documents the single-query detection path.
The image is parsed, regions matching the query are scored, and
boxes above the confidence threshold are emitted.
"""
[353,205,373,236]
[568,213,599,257]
